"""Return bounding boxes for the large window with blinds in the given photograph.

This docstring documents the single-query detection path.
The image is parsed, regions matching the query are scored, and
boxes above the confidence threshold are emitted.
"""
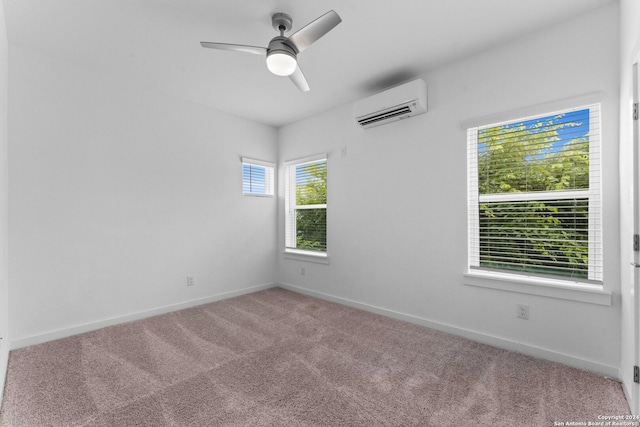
[284,155,327,256]
[467,104,602,282]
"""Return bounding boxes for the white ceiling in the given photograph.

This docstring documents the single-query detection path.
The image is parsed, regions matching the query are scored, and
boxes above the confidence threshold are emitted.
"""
[3,0,615,128]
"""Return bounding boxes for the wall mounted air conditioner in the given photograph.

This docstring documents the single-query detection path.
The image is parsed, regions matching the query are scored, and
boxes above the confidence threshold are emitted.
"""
[354,78,427,129]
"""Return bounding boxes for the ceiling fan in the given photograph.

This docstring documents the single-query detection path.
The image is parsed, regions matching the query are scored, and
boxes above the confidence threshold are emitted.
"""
[200,10,342,92]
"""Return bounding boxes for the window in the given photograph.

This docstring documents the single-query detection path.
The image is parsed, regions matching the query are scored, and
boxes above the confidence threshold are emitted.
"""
[242,158,274,197]
[467,104,602,282]
[285,154,327,256]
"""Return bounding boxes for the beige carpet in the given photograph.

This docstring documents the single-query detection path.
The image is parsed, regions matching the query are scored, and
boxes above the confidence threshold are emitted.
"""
[0,287,630,426]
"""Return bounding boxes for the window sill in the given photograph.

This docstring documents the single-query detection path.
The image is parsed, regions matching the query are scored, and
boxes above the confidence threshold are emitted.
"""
[463,270,611,306]
[283,249,330,264]
[243,193,274,198]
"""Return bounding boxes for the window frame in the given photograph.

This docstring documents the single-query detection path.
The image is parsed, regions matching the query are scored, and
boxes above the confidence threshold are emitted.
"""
[284,154,328,261]
[242,157,275,197]
[466,102,604,296]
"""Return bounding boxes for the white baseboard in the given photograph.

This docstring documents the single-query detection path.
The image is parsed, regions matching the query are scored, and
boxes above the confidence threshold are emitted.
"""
[277,282,621,381]
[10,282,278,350]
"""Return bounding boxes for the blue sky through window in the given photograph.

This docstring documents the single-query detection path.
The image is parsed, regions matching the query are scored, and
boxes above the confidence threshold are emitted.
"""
[478,108,590,157]
[295,161,325,184]
[243,163,266,195]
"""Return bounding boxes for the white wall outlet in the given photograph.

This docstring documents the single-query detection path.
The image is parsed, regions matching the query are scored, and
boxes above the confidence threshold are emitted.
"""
[300,267,305,276]
[187,276,195,287]
[517,304,529,320]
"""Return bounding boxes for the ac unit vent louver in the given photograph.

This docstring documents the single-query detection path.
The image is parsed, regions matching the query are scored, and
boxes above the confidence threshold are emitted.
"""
[356,105,413,127]
[354,79,427,129]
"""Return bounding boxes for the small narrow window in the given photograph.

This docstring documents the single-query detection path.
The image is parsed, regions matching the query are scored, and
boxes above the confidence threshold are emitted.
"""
[242,158,274,197]
[284,154,327,256]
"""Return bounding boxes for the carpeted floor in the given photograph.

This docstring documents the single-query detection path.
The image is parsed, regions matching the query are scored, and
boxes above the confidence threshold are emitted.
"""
[0,287,631,426]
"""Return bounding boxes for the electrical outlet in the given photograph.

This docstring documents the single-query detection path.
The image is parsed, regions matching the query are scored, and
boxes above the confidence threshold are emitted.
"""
[187,276,195,287]
[517,304,529,320]
[300,267,306,276]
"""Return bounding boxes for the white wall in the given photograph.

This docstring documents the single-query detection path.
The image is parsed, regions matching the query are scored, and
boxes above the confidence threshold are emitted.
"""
[8,47,278,346]
[278,4,621,376]
[619,0,640,413]
[0,0,9,406]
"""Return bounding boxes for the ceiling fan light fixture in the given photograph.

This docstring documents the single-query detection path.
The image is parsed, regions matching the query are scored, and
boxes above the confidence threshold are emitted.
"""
[200,10,342,91]
[266,50,297,76]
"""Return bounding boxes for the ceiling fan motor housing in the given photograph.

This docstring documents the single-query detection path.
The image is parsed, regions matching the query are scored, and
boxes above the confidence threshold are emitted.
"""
[267,36,298,57]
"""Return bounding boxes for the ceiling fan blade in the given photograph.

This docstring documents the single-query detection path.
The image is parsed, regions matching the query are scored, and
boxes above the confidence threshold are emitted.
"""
[200,42,266,56]
[289,65,310,92]
[286,10,341,53]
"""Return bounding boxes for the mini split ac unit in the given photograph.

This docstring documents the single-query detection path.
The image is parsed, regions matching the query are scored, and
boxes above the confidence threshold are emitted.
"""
[354,79,427,128]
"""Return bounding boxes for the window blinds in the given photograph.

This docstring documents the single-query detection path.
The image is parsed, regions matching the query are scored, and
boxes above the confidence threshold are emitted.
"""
[468,104,602,282]
[242,158,274,196]
[285,155,327,254]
